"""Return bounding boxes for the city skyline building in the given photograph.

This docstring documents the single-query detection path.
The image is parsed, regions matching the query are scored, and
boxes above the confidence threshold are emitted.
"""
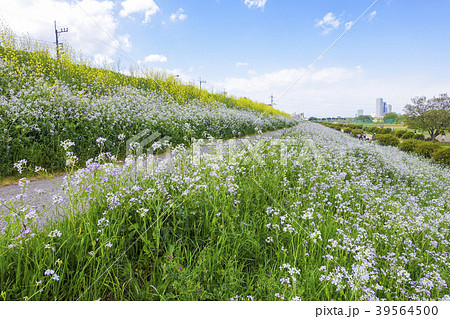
[375,98,393,117]
[386,104,392,114]
[376,98,384,117]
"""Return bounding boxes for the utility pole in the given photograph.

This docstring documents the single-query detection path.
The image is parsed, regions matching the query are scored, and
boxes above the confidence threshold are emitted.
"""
[199,77,206,90]
[54,21,68,60]
[270,93,274,107]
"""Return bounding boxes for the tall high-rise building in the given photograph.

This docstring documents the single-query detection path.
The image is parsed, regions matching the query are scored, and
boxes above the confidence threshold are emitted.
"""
[375,99,393,117]
[386,104,392,114]
[376,98,384,117]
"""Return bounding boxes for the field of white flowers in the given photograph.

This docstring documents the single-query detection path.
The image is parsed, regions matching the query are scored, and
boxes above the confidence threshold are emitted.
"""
[0,59,295,178]
[1,122,449,301]
[0,31,296,178]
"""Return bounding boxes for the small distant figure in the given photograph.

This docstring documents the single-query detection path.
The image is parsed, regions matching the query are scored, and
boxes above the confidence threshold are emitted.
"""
[442,133,446,143]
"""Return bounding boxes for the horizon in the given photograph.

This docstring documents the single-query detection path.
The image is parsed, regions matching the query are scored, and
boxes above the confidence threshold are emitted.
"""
[1,0,449,118]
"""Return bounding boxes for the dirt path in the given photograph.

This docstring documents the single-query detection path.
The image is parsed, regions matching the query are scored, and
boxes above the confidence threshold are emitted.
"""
[0,128,289,233]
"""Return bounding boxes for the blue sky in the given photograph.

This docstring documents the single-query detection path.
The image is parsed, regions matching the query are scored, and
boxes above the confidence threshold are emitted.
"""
[1,0,450,117]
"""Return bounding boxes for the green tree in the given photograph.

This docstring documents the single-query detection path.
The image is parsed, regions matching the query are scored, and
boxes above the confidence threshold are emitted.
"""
[404,94,450,140]
[383,112,399,122]
[357,115,373,122]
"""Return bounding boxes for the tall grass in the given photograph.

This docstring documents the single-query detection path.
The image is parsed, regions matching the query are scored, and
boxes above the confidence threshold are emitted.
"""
[1,123,450,301]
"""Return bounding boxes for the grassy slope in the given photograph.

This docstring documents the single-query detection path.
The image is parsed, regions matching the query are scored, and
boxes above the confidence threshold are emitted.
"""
[0,31,296,178]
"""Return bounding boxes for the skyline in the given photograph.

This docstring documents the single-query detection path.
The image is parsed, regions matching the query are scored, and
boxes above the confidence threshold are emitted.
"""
[1,0,449,117]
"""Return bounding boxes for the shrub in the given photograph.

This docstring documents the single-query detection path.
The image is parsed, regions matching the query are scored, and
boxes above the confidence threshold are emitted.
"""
[401,131,415,139]
[432,148,450,165]
[414,141,443,158]
[373,127,392,135]
[373,128,383,134]
[365,127,376,133]
[372,134,399,147]
[425,137,434,142]
[333,126,342,131]
[343,128,352,134]
[398,139,420,152]
[394,130,407,138]
[413,134,425,140]
[351,129,364,137]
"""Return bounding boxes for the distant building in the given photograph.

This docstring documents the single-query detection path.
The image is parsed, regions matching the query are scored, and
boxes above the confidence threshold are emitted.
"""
[376,98,385,117]
[375,99,393,117]
[357,109,364,116]
[386,104,392,114]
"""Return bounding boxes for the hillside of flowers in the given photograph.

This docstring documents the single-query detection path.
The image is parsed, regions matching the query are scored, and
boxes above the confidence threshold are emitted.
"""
[0,28,296,178]
[1,122,450,300]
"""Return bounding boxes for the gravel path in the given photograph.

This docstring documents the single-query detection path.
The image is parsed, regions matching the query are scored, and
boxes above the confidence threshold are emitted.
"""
[0,128,289,233]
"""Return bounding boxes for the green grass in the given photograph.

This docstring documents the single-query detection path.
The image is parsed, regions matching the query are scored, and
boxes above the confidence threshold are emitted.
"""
[1,124,450,301]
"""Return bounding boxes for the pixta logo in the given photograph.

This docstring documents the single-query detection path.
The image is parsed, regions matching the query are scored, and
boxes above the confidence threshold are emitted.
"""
[126,129,172,176]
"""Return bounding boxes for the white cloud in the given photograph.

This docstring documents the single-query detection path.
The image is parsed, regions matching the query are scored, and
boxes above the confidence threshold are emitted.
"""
[119,0,159,23]
[93,54,114,67]
[217,67,308,93]
[315,12,341,34]
[368,10,377,21]
[170,8,187,23]
[214,65,450,117]
[345,21,354,30]
[236,62,248,67]
[244,0,267,9]
[144,54,167,63]
[0,0,125,59]
[118,34,132,51]
[217,66,359,93]
[311,67,357,84]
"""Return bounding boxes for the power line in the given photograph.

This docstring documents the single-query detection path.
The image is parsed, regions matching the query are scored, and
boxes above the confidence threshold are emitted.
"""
[275,0,380,104]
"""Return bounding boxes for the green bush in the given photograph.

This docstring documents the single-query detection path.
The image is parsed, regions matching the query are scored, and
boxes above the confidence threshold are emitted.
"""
[401,131,415,139]
[373,128,383,134]
[398,139,420,152]
[343,128,352,134]
[413,134,425,140]
[432,148,450,165]
[373,127,392,135]
[372,134,400,147]
[351,129,364,137]
[365,127,376,133]
[394,130,407,138]
[414,141,443,158]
